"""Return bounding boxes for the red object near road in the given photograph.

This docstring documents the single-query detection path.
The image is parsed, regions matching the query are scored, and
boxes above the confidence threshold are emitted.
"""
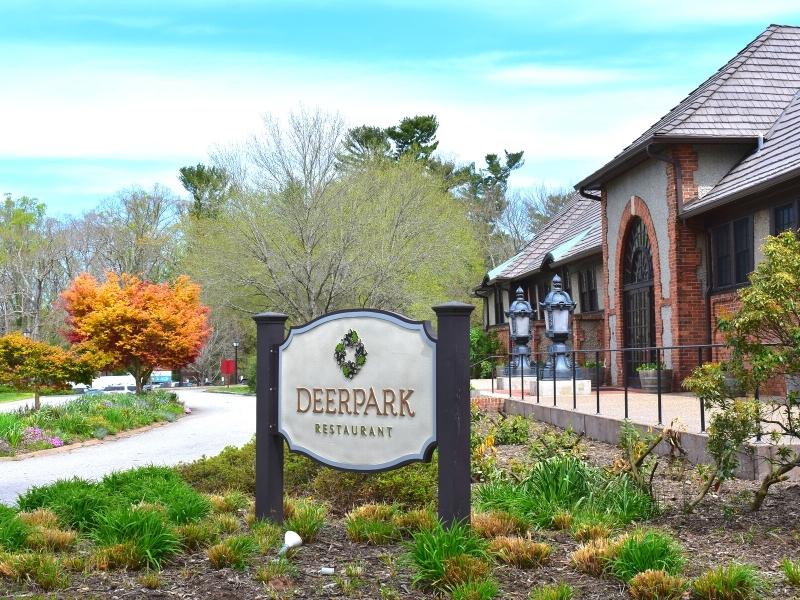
[220,359,235,376]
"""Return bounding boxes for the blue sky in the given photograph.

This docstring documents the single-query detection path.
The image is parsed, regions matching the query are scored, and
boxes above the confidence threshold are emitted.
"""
[2,1,800,215]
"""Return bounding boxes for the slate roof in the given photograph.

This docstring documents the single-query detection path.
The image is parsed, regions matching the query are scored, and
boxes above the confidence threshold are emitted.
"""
[486,193,601,284]
[578,24,800,190]
[686,90,800,212]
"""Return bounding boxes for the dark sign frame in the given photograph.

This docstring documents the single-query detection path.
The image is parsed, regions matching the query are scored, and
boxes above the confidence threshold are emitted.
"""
[253,302,473,527]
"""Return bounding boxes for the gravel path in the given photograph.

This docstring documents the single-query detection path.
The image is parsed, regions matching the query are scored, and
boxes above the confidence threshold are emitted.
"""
[0,390,255,505]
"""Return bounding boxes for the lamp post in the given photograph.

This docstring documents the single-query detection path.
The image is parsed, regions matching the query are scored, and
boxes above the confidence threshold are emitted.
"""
[232,341,240,385]
[505,286,535,376]
[539,275,576,380]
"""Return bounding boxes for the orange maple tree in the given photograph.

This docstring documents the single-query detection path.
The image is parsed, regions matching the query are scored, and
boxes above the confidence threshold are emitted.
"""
[61,272,211,393]
[0,333,96,409]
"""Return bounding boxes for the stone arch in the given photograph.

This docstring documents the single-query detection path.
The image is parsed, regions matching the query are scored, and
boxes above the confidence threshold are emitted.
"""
[612,196,666,383]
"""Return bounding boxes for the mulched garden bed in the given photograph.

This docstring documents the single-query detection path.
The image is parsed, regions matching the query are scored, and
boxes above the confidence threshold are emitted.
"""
[2,414,800,599]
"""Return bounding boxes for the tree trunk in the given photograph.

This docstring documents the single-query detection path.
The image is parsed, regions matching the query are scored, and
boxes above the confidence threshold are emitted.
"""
[34,390,41,411]
[751,459,799,511]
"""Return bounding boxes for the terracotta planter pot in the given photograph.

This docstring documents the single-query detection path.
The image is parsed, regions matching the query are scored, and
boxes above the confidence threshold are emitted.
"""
[638,369,672,393]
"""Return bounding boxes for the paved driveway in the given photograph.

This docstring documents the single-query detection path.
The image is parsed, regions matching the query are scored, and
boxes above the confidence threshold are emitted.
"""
[0,390,255,505]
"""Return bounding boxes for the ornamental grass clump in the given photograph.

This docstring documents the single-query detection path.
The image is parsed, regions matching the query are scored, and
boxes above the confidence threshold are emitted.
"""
[392,508,436,535]
[450,578,500,600]
[691,563,765,600]
[3,551,69,591]
[488,536,551,568]
[441,553,492,589]
[17,509,60,529]
[211,513,240,535]
[254,557,298,584]
[406,521,488,591]
[628,569,687,600]
[0,507,31,552]
[92,507,180,570]
[529,583,574,600]
[609,530,684,582]
[345,503,400,545]
[572,522,612,542]
[250,519,282,553]
[207,534,258,570]
[570,537,622,577]
[285,498,327,542]
[782,558,800,586]
[475,455,654,531]
[471,511,526,539]
[25,527,77,552]
[175,522,220,551]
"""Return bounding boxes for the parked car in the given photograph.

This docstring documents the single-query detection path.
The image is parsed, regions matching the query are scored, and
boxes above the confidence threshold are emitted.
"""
[83,388,105,397]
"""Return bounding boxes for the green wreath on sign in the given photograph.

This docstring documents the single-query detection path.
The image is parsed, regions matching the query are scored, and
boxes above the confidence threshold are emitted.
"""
[334,329,368,379]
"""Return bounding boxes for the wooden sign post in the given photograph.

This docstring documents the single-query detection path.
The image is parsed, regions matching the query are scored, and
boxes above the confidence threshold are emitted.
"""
[253,302,473,526]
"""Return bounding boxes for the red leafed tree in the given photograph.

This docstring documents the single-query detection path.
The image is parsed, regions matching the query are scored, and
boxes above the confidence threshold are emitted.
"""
[0,333,96,410]
[61,272,211,393]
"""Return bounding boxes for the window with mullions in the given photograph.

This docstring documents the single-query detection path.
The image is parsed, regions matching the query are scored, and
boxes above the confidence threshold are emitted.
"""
[579,268,598,312]
[773,201,799,234]
[493,288,505,325]
[711,216,753,289]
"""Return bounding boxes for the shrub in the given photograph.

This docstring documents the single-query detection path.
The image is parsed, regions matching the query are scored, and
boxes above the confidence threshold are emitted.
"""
[782,558,800,586]
[529,583,573,600]
[285,499,327,542]
[450,578,500,600]
[471,511,525,539]
[692,563,765,600]
[488,536,551,568]
[92,508,180,570]
[609,530,685,582]
[469,327,502,379]
[628,569,687,600]
[177,438,436,509]
[207,535,257,570]
[405,521,488,590]
[491,415,530,445]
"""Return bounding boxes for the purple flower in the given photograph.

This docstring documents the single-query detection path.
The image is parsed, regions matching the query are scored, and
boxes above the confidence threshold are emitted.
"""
[23,427,45,442]
[184,407,192,414]
[49,437,64,448]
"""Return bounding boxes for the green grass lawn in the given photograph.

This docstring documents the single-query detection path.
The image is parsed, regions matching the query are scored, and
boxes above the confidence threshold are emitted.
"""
[205,385,253,395]
[0,391,33,403]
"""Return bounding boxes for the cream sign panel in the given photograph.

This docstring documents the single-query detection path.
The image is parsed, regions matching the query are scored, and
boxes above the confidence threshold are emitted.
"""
[278,311,436,471]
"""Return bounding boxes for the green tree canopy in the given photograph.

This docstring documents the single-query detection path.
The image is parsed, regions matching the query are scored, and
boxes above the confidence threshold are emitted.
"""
[179,163,233,218]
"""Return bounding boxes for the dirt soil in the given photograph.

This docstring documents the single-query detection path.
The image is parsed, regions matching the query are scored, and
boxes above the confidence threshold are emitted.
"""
[3,417,800,599]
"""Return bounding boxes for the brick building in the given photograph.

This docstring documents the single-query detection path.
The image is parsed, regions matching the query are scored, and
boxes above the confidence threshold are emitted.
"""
[478,24,800,390]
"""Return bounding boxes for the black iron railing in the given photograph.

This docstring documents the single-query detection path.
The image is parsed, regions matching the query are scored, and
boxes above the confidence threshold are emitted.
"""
[473,343,741,432]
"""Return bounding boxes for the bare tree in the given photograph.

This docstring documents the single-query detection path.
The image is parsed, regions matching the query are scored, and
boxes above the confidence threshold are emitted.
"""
[184,108,482,324]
